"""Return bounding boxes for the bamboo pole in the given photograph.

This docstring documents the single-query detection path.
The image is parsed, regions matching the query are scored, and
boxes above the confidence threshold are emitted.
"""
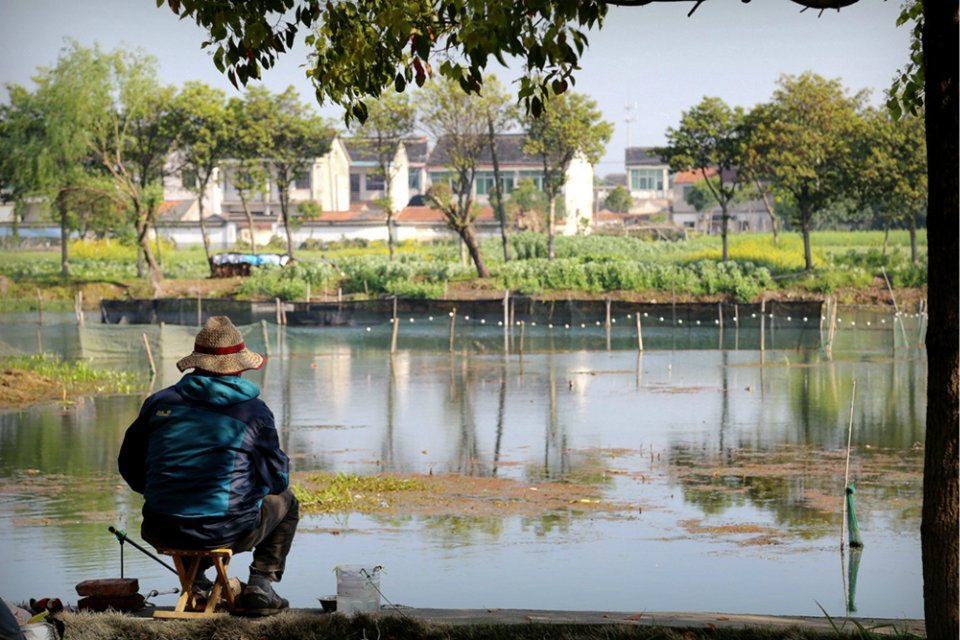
[306,282,311,303]
[827,297,838,355]
[636,312,644,352]
[275,298,282,325]
[448,307,457,353]
[880,266,910,347]
[841,380,857,549]
[519,320,525,355]
[734,303,739,351]
[142,333,156,378]
[391,297,399,354]
[503,290,510,354]
[261,320,271,356]
[78,291,84,326]
[759,299,766,352]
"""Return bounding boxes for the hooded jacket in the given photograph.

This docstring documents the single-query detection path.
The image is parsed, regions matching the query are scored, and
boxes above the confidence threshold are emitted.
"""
[119,374,289,547]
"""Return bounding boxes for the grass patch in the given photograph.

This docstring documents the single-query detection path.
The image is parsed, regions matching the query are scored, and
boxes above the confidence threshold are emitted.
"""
[54,611,924,640]
[292,473,428,513]
[0,354,144,407]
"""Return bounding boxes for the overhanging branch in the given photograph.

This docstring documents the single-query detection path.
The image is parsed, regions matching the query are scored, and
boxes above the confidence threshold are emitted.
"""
[606,0,861,17]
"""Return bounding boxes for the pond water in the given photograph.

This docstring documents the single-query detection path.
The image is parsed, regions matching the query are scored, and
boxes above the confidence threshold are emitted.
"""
[0,309,926,619]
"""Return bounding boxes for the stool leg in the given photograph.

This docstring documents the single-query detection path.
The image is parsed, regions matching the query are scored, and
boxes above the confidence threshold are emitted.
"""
[170,555,201,613]
[212,554,235,610]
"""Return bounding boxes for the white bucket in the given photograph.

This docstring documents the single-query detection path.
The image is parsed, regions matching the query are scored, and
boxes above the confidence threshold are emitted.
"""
[335,565,382,614]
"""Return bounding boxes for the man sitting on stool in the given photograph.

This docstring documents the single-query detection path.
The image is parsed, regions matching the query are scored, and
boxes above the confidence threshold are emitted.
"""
[119,316,297,612]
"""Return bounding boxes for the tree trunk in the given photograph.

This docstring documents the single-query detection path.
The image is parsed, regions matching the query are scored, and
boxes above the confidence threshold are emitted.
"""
[197,183,213,278]
[386,210,396,261]
[548,196,556,261]
[460,224,490,278]
[753,177,778,247]
[921,4,959,639]
[489,119,510,262]
[800,202,813,271]
[241,195,257,254]
[58,195,69,278]
[720,204,729,262]
[135,215,163,293]
[909,210,918,267]
[280,191,296,259]
[882,216,891,259]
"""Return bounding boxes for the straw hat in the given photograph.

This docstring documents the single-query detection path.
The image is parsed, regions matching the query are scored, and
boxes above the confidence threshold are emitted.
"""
[177,316,265,374]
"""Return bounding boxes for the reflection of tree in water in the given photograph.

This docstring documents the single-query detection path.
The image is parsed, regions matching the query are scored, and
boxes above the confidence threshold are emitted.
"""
[420,515,505,545]
[538,362,569,481]
[667,444,922,538]
[786,351,926,449]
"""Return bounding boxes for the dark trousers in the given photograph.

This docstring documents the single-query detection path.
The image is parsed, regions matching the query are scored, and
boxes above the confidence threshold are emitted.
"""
[233,489,299,582]
[143,489,299,583]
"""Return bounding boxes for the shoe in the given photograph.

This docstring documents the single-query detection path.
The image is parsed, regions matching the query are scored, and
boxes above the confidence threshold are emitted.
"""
[192,574,214,596]
[238,576,289,612]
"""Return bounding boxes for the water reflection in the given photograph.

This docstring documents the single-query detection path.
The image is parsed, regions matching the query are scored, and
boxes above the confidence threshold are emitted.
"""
[0,311,926,617]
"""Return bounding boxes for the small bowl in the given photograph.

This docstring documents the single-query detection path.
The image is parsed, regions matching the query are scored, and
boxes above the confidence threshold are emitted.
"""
[318,596,337,613]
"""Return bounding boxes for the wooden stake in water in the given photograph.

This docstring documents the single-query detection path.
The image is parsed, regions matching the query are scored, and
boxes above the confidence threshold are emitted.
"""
[142,333,156,378]
[306,282,311,303]
[391,297,399,354]
[261,320,271,356]
[77,291,84,326]
[503,290,510,354]
[275,298,282,325]
[759,299,766,352]
[841,380,857,549]
[880,266,910,347]
[36,288,43,325]
[519,320,525,355]
[449,307,457,353]
[636,313,644,352]
[197,295,202,327]
[734,303,740,351]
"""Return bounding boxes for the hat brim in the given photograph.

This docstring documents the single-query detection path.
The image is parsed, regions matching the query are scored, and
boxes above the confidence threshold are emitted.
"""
[176,348,265,375]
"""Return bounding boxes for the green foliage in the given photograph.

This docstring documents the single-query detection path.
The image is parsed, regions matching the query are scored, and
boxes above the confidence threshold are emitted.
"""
[293,472,427,514]
[603,185,633,213]
[1,353,144,396]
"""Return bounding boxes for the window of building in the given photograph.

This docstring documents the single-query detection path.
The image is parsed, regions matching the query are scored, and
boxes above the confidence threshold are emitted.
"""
[365,171,385,191]
[350,173,361,193]
[182,169,198,190]
[429,171,452,187]
[517,171,544,191]
[409,171,421,191]
[630,168,663,191]
[294,170,311,190]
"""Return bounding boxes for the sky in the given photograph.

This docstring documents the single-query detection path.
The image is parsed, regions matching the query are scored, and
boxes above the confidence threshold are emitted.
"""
[0,0,911,175]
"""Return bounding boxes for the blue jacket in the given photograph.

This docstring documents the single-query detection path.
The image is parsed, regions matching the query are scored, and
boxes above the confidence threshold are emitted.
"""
[119,374,289,547]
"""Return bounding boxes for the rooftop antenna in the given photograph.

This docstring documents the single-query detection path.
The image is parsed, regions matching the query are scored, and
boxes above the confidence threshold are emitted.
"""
[624,102,639,148]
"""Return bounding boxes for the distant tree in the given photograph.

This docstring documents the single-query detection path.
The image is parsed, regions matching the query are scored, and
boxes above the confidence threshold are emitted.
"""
[524,91,612,259]
[420,77,490,278]
[173,82,234,274]
[351,90,416,261]
[0,44,116,277]
[228,93,272,255]
[748,73,863,271]
[856,107,926,264]
[506,177,549,233]
[662,97,745,261]
[248,86,333,259]
[603,185,632,214]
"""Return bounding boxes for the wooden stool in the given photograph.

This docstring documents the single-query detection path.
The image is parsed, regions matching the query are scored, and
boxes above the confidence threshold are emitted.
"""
[153,548,235,619]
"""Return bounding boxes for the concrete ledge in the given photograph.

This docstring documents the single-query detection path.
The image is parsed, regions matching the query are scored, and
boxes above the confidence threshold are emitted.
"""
[374,608,925,636]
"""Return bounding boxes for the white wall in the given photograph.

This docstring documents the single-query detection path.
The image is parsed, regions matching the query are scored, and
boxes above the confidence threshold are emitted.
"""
[562,153,595,236]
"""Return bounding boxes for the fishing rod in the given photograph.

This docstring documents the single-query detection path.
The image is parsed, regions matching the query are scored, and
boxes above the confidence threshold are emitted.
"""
[108,526,178,577]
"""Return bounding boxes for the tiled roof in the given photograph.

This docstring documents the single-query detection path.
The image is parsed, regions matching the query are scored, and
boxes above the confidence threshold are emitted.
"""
[156,200,194,221]
[404,137,430,165]
[395,205,497,223]
[342,138,400,164]
[428,133,540,168]
[625,147,665,166]
[672,167,738,184]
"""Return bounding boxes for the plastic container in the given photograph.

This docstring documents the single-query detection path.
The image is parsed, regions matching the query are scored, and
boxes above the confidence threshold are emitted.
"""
[335,565,382,614]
